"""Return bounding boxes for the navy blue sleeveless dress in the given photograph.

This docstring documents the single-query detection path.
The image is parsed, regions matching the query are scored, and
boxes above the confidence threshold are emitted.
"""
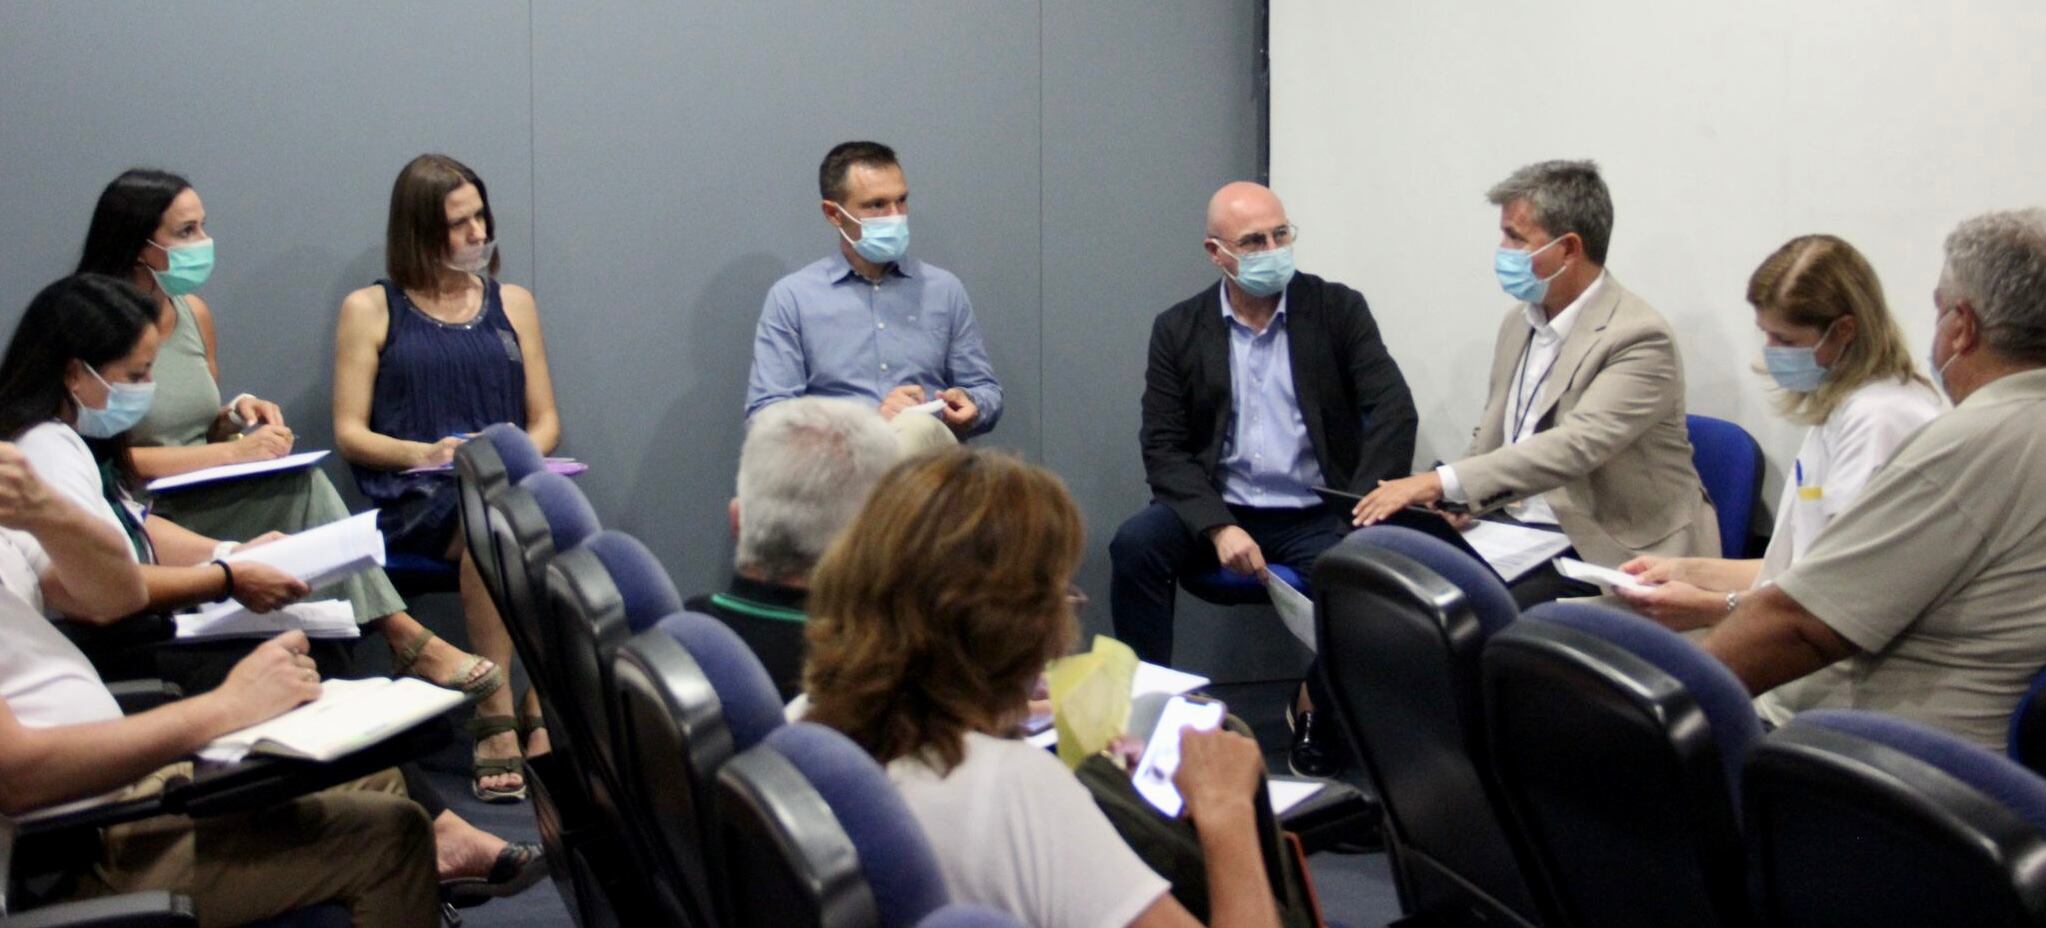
[354,279,527,558]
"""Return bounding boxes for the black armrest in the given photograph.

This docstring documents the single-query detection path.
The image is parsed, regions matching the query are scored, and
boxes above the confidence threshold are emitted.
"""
[103,682,182,715]
[53,618,173,685]
[0,891,195,927]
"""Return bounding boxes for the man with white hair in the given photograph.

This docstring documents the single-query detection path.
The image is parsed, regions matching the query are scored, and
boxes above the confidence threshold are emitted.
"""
[687,397,900,697]
[1691,208,2046,750]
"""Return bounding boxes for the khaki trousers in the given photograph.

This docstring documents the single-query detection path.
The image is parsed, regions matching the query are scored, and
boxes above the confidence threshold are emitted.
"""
[70,765,438,928]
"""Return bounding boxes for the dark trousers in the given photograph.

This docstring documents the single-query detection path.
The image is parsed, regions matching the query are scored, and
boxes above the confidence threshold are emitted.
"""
[1109,501,1348,666]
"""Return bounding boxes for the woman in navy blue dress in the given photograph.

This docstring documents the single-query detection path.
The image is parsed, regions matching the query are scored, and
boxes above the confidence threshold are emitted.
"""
[334,154,563,802]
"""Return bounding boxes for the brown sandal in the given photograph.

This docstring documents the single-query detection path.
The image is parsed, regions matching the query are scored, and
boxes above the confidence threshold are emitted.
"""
[393,629,504,701]
[468,714,528,803]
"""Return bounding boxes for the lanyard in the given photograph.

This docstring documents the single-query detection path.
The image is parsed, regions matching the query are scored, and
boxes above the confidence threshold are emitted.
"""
[1509,328,1561,443]
[710,593,806,624]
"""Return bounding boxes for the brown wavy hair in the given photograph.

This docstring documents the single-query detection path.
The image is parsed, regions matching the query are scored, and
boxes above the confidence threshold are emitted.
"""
[803,448,1083,773]
[1748,234,1928,425]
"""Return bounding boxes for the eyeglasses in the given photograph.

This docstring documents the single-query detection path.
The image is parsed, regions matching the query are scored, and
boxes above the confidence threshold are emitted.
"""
[1065,585,1091,615]
[1212,223,1301,253]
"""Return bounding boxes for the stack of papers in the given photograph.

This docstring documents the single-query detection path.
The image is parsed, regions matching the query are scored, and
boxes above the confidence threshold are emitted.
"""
[199,677,465,764]
[225,510,385,590]
[145,450,330,493]
[1461,520,1574,581]
[1553,556,1653,593]
[181,511,386,630]
[1028,659,1212,750]
[403,457,587,476]
[1268,778,1328,815]
[1263,572,1317,651]
[177,600,359,641]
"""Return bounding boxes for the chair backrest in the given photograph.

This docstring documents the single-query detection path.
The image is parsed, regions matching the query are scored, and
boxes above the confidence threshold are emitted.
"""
[1312,525,1539,927]
[1483,602,1762,928]
[487,472,600,704]
[455,424,544,611]
[611,610,786,927]
[1745,709,2046,927]
[547,530,682,780]
[2008,664,2046,776]
[1686,414,1763,559]
[717,723,949,928]
[915,905,1026,928]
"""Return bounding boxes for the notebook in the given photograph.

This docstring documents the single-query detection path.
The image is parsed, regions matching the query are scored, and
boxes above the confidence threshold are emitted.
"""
[145,450,331,493]
[199,677,465,764]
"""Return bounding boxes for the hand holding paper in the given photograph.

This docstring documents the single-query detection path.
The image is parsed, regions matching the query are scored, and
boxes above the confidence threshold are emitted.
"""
[1553,556,1653,593]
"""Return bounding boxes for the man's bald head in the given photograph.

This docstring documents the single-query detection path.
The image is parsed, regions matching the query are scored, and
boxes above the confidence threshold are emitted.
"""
[1206,182,1288,242]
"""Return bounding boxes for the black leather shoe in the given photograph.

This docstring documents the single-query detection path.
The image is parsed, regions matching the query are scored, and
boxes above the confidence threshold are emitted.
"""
[1289,709,1340,778]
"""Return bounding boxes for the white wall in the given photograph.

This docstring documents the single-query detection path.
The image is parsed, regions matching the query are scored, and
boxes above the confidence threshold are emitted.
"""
[1272,1,2046,519]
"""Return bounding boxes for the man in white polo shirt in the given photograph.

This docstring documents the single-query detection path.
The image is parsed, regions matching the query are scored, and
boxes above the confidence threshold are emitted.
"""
[1697,208,2046,750]
[0,442,438,925]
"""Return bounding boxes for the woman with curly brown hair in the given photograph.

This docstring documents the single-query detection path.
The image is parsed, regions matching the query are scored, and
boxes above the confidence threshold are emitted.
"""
[804,448,1281,928]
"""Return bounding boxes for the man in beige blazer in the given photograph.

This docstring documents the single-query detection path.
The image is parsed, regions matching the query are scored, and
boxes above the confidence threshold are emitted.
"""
[1353,160,1717,607]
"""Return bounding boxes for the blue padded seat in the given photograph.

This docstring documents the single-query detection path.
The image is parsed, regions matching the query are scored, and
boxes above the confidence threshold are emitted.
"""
[520,471,601,556]
[763,723,950,928]
[1686,414,1762,559]
[656,611,785,752]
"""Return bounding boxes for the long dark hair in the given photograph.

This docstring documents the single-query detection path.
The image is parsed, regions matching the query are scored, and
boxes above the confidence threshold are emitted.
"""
[0,275,158,480]
[77,169,192,279]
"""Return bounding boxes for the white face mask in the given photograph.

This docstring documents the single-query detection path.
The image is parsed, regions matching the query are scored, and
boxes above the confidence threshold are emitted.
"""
[447,240,497,274]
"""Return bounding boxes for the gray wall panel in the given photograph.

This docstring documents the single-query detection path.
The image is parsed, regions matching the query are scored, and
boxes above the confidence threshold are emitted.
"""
[1040,2,1290,678]
[0,1,534,456]
[529,1,1042,599]
[0,0,1268,677]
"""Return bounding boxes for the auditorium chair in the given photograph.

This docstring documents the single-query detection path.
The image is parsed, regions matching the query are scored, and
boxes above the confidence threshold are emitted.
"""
[717,723,952,928]
[1312,525,1541,927]
[1483,602,1761,927]
[1744,710,2046,927]
[609,609,784,926]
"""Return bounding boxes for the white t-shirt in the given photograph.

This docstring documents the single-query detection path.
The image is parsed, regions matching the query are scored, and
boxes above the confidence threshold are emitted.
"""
[1755,378,1944,585]
[0,526,121,727]
[14,421,143,563]
[887,731,1171,928]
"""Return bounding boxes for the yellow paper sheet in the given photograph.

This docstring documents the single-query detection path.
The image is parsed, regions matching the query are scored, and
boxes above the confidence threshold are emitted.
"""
[1044,635,1138,769]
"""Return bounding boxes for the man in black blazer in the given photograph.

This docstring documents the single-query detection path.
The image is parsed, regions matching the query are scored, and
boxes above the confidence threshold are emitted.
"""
[1111,182,1417,772]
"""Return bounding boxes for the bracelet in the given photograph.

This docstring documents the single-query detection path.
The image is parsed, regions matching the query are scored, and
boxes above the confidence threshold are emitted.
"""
[212,559,235,596]
[1724,590,1740,615]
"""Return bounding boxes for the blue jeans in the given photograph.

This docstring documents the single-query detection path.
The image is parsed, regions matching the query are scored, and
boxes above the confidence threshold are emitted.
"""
[1109,501,1347,666]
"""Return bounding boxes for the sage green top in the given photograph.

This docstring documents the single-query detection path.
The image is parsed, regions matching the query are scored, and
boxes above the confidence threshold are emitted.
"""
[130,295,405,624]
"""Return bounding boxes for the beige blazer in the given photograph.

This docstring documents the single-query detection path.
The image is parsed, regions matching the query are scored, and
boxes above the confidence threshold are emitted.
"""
[1455,273,1718,566]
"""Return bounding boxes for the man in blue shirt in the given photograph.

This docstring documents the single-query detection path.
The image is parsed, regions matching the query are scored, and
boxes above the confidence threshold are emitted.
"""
[746,141,1003,447]
[1111,181,1417,774]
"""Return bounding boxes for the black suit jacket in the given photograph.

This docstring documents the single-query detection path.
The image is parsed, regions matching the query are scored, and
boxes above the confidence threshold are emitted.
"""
[1140,272,1418,535]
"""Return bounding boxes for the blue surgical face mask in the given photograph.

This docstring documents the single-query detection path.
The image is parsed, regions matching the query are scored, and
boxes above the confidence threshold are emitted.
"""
[71,364,156,439]
[1494,236,1567,304]
[1928,306,1959,400]
[1763,319,1843,393]
[833,204,909,265]
[1214,242,1296,298]
[146,238,214,296]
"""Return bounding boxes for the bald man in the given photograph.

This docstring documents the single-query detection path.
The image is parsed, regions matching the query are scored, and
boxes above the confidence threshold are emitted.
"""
[1110,182,1417,775]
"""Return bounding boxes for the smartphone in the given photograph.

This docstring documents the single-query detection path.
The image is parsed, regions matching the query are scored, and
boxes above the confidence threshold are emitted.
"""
[1131,694,1227,817]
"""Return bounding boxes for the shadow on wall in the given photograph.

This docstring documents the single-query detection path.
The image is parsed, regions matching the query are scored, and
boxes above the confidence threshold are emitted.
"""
[626,250,793,584]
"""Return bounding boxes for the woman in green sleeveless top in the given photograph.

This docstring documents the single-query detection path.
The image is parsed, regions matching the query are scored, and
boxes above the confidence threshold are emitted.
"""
[78,169,498,699]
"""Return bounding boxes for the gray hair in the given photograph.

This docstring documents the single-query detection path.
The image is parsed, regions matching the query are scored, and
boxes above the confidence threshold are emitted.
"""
[736,397,901,579]
[1486,159,1614,265]
[1940,208,2046,365]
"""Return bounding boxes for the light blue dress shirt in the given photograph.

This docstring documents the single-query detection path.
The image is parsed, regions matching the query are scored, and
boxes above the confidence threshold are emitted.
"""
[1217,284,1325,508]
[746,253,1003,436]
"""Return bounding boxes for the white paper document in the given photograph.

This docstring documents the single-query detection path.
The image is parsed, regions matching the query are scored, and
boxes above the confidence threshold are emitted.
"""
[1028,661,1213,749]
[903,398,947,417]
[199,677,465,764]
[224,510,385,590]
[1461,520,1574,582]
[1264,571,1317,652]
[1553,556,1653,593]
[1268,778,1328,816]
[176,599,360,641]
[145,450,330,493]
